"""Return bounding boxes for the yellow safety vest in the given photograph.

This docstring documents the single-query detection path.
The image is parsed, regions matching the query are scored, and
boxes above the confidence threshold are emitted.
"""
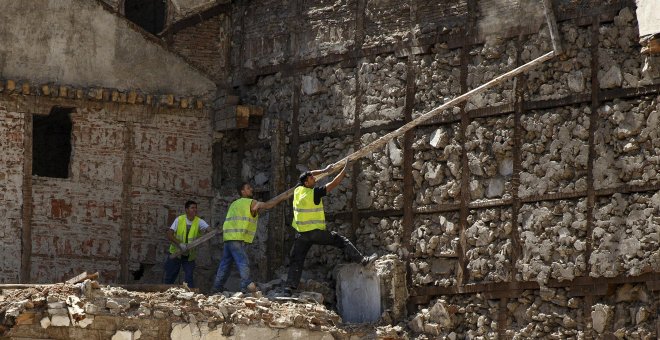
[168,215,201,260]
[292,186,326,232]
[223,198,258,243]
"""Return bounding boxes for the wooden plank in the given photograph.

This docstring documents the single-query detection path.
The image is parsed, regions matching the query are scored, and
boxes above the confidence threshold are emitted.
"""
[65,272,88,284]
[169,228,220,259]
[65,271,99,285]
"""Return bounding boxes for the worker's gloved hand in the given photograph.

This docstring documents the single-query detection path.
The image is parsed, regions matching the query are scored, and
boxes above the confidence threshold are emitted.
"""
[178,243,189,252]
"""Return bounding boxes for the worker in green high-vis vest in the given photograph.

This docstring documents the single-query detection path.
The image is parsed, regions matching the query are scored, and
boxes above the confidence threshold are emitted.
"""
[163,200,209,288]
[211,182,284,293]
[282,161,377,296]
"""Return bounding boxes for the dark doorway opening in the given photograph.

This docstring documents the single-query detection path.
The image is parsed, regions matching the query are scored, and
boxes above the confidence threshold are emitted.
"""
[32,107,74,178]
[124,0,167,35]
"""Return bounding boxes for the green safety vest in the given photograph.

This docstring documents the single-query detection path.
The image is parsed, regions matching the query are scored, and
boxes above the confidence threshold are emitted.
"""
[223,198,258,243]
[292,186,326,232]
[168,215,200,260]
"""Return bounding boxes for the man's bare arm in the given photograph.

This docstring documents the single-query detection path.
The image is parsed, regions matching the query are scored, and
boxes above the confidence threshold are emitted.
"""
[251,194,290,216]
[325,161,349,193]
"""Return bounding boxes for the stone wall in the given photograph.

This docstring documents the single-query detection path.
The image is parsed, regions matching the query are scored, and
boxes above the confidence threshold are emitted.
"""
[221,0,660,336]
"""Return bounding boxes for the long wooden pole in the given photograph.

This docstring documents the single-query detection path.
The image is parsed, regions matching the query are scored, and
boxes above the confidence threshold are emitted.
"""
[321,51,557,175]
[181,50,557,256]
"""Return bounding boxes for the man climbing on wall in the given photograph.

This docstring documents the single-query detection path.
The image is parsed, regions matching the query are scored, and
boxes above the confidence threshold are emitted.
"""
[163,200,209,288]
[211,182,287,294]
[282,160,377,296]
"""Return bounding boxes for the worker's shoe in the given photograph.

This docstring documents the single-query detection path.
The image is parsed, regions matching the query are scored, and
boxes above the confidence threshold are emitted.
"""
[361,253,378,266]
[242,282,258,293]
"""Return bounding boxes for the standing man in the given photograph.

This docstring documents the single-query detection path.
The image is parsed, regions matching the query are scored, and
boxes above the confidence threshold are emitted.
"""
[163,200,209,288]
[212,182,286,293]
[284,161,376,294]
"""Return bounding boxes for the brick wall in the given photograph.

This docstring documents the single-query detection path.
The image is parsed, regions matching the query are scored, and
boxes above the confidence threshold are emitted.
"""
[171,14,230,84]
[0,96,213,284]
[0,108,25,282]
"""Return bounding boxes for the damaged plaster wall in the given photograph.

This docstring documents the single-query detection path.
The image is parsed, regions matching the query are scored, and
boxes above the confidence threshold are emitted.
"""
[0,0,216,98]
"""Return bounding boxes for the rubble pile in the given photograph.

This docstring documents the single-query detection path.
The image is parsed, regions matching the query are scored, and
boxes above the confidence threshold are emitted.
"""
[412,126,462,208]
[524,22,591,100]
[592,192,660,277]
[520,106,590,197]
[466,39,515,110]
[359,55,407,128]
[299,65,356,135]
[410,214,460,287]
[599,7,648,89]
[466,208,512,282]
[413,46,461,120]
[516,199,588,284]
[359,132,404,210]
[594,96,660,189]
[1,282,351,339]
[466,117,514,201]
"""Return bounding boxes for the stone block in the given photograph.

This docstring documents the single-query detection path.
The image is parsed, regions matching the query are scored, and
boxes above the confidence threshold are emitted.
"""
[336,263,386,324]
[51,314,71,327]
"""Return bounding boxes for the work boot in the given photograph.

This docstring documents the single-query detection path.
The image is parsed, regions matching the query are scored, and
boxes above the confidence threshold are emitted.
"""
[243,282,258,293]
[361,253,378,266]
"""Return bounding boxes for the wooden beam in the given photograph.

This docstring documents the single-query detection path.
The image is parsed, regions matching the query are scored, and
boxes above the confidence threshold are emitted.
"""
[169,228,220,259]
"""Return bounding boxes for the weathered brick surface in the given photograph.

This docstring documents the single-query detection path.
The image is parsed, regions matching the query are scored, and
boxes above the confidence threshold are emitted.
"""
[0,100,213,284]
[171,14,230,83]
[0,109,24,282]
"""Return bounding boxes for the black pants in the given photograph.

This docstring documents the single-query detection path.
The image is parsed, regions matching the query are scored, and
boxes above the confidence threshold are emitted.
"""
[285,229,363,289]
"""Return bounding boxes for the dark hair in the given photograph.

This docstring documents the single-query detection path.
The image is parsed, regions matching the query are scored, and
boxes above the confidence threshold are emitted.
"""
[237,182,250,195]
[299,171,312,185]
[185,200,198,209]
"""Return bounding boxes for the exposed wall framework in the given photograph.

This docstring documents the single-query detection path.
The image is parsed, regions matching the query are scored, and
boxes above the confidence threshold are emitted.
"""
[210,0,659,336]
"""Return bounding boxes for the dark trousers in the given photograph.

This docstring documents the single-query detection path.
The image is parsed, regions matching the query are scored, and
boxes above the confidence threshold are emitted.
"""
[285,229,363,289]
[163,255,196,288]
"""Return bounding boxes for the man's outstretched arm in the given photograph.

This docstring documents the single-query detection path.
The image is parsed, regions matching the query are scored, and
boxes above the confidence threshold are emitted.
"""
[325,160,349,193]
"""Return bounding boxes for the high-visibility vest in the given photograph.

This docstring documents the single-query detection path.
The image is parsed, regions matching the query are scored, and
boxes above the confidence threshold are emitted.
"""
[292,186,326,232]
[168,215,201,260]
[223,198,258,243]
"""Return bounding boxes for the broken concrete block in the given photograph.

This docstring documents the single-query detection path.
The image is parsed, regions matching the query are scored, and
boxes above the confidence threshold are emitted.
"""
[51,314,70,327]
[111,330,134,340]
[40,316,50,328]
[76,315,94,328]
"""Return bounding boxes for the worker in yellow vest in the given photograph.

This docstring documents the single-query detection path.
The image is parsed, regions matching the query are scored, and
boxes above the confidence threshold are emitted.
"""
[163,200,209,288]
[211,182,285,293]
[283,161,377,295]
